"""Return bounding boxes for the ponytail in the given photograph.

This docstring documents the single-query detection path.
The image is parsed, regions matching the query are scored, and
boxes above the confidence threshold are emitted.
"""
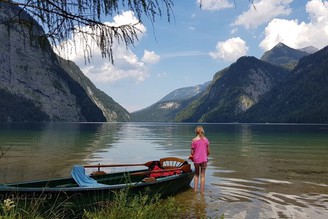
[195,126,205,137]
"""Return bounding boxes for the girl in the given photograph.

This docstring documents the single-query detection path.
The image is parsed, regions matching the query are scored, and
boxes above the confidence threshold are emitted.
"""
[190,126,210,193]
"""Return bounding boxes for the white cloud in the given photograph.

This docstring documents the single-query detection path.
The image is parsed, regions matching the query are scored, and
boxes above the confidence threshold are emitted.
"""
[259,19,308,50]
[306,0,328,23]
[56,11,153,83]
[161,51,208,59]
[79,46,149,82]
[260,0,328,50]
[141,50,160,64]
[197,0,233,11]
[209,37,249,62]
[233,0,292,29]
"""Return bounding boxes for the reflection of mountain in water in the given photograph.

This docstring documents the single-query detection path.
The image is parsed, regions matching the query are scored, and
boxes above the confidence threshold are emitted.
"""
[1,123,327,218]
[129,123,195,157]
[0,123,123,183]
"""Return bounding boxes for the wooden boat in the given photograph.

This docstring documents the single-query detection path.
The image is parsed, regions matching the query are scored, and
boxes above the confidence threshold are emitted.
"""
[0,157,194,212]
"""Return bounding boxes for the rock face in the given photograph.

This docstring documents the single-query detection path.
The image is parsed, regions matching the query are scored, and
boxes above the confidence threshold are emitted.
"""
[134,42,327,123]
[175,44,328,123]
[176,56,290,122]
[241,45,328,123]
[260,42,310,69]
[0,2,129,122]
[58,58,130,122]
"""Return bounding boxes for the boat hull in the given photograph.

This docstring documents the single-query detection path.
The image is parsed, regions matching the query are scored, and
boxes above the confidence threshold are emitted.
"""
[0,169,194,208]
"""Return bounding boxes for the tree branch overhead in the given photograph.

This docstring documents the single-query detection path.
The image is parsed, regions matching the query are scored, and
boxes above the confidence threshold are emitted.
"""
[1,0,174,63]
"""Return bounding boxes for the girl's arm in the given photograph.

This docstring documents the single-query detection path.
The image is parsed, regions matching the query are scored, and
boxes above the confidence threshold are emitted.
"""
[189,148,194,161]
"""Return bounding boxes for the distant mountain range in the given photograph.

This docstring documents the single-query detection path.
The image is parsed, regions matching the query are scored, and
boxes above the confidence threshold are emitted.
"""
[260,42,316,69]
[132,43,328,123]
[131,82,210,122]
[1,2,327,123]
[0,2,129,122]
[175,56,290,122]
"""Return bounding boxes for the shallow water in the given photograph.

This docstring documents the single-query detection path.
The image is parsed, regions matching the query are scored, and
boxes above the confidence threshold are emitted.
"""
[0,123,327,218]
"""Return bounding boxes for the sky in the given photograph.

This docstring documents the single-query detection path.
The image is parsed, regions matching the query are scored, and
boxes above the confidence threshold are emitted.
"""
[56,0,328,113]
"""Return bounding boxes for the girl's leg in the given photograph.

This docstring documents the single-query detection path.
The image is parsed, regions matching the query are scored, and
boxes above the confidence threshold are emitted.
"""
[194,164,200,192]
[200,166,206,193]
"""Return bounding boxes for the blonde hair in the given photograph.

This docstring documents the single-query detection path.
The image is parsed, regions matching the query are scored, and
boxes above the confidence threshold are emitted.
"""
[195,126,205,137]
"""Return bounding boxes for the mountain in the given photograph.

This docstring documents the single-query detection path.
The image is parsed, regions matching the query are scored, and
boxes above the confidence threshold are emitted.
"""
[240,46,328,123]
[130,42,326,123]
[159,82,210,102]
[132,42,315,123]
[299,46,319,54]
[0,2,129,122]
[130,82,210,122]
[58,58,130,122]
[175,56,290,122]
[260,42,310,69]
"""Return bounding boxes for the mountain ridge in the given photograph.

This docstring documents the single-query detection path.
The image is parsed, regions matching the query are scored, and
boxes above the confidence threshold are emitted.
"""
[132,42,327,123]
[131,82,209,122]
[240,45,328,123]
[0,2,129,122]
[260,42,311,69]
[176,56,290,122]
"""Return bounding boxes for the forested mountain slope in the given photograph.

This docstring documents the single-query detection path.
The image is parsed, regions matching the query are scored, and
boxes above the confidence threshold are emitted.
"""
[0,2,129,122]
[240,46,328,123]
[176,57,290,122]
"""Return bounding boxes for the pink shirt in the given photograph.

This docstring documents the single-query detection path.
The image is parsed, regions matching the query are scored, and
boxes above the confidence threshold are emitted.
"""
[191,137,209,163]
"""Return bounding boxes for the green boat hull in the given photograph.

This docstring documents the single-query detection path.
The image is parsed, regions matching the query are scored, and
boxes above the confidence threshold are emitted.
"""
[0,169,194,209]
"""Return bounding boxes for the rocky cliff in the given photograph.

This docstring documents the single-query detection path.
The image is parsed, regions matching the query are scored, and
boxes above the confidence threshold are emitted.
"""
[58,58,130,122]
[176,56,290,122]
[241,46,328,123]
[0,2,129,122]
[261,42,311,69]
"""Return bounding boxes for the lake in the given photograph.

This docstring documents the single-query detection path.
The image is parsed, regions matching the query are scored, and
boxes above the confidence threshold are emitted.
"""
[0,122,327,218]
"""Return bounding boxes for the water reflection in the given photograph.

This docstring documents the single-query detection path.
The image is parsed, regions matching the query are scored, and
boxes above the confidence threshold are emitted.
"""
[0,123,123,182]
[202,124,328,219]
[1,123,328,218]
[207,177,328,219]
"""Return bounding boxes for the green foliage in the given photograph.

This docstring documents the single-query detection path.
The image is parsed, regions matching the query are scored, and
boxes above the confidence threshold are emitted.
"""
[83,189,181,219]
[0,199,16,218]
[0,198,67,219]
[0,190,184,219]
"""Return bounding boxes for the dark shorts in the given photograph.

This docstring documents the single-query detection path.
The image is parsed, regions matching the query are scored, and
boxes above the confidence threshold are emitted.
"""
[194,162,207,168]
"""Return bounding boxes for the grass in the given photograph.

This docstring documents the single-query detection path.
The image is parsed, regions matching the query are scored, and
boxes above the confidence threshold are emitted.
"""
[83,189,181,219]
[0,197,69,219]
[0,189,183,219]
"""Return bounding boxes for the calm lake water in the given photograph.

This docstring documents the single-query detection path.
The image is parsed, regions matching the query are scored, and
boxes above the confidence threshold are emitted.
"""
[0,122,327,218]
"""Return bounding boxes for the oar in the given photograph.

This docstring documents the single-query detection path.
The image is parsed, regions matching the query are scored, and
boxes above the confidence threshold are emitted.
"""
[84,161,153,170]
[130,164,191,176]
